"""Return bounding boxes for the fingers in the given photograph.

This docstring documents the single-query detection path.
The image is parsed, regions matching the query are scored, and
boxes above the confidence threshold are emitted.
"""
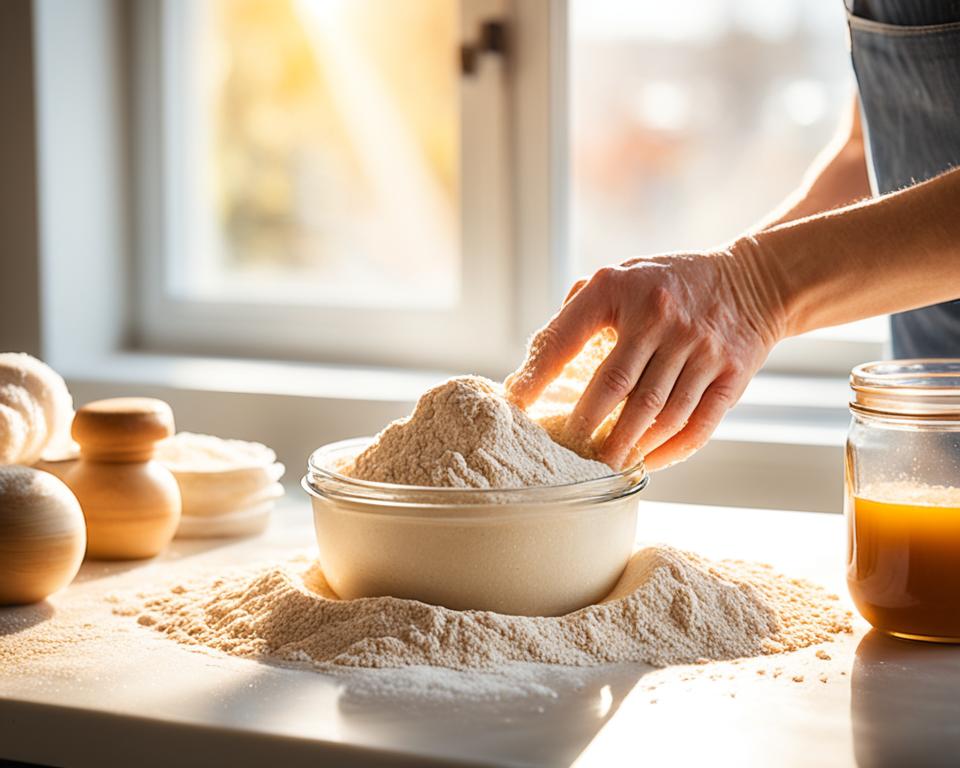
[505,287,605,408]
[629,356,717,459]
[563,278,588,306]
[598,347,689,468]
[642,377,744,471]
[564,334,654,445]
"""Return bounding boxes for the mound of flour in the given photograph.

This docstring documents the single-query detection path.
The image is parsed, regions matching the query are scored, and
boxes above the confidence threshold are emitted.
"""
[344,376,612,488]
[129,546,851,670]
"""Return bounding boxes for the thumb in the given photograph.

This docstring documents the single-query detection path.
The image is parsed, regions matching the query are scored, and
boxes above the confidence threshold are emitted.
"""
[505,290,601,408]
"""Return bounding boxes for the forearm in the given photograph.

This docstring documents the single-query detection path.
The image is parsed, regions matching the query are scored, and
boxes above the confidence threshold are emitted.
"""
[742,165,960,338]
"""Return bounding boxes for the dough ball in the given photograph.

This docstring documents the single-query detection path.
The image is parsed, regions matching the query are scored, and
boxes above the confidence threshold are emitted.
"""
[0,353,73,451]
[0,353,74,465]
[0,381,46,462]
[0,403,28,464]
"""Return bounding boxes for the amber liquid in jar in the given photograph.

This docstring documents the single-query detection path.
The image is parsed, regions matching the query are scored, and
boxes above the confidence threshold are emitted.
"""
[847,482,960,642]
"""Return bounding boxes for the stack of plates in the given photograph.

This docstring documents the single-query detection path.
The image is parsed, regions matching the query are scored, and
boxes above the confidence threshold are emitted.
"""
[155,433,285,539]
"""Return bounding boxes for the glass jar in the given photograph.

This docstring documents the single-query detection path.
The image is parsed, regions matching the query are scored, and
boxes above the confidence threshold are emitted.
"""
[846,360,960,642]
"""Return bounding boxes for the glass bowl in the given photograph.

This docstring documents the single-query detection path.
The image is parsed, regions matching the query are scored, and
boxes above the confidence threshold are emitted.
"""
[302,437,648,617]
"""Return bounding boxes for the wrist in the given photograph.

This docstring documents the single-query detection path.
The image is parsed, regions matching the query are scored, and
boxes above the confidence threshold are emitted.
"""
[725,234,793,344]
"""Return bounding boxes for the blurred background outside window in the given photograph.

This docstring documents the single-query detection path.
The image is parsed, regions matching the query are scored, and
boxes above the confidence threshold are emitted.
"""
[168,0,460,309]
[155,0,886,367]
[570,0,886,346]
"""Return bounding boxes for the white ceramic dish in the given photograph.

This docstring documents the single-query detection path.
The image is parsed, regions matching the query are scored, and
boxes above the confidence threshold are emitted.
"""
[150,432,286,539]
[156,433,277,473]
[175,500,275,539]
[173,471,285,518]
[302,437,648,617]
[155,433,285,517]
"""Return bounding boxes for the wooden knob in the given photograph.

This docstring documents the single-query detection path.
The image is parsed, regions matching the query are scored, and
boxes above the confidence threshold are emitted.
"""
[72,398,174,461]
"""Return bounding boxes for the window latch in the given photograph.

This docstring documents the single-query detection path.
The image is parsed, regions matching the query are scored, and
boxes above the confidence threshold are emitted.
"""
[460,19,507,76]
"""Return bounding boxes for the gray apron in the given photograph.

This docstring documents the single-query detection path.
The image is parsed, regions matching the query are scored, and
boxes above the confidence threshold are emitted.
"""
[847,0,960,358]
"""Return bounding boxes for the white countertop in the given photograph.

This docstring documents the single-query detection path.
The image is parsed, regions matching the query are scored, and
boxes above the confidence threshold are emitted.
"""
[1,497,958,768]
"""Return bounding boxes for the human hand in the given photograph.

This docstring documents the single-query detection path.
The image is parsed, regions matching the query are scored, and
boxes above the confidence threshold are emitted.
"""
[505,246,785,470]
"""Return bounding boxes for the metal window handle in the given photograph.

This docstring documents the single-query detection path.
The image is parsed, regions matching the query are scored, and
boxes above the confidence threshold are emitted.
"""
[460,19,507,76]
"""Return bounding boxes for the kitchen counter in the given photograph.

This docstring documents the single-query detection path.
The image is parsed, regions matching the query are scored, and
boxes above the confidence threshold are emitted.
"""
[1,498,958,768]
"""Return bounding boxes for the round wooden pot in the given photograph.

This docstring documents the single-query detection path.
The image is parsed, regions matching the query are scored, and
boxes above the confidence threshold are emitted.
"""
[63,398,181,560]
[0,465,86,605]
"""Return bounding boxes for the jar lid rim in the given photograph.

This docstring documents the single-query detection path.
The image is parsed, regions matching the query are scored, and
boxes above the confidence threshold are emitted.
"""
[851,359,960,417]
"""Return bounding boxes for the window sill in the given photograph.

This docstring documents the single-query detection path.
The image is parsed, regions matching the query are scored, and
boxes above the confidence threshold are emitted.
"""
[59,352,848,514]
[59,351,452,404]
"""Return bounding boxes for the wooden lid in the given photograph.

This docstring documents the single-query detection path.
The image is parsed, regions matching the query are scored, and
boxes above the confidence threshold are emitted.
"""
[72,398,175,460]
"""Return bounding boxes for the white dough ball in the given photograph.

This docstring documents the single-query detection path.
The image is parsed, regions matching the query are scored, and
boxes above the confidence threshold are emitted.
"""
[0,353,74,466]
[0,381,47,464]
[0,404,28,465]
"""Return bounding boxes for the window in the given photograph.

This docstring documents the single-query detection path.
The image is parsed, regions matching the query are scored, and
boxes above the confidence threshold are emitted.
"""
[136,0,519,372]
[135,0,884,376]
[569,0,888,373]
[167,0,460,308]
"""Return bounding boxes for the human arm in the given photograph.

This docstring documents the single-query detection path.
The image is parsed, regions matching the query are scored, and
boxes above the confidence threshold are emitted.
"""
[506,164,960,471]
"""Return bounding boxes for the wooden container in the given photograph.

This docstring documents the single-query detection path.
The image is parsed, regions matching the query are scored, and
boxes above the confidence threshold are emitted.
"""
[0,466,86,605]
[63,398,181,560]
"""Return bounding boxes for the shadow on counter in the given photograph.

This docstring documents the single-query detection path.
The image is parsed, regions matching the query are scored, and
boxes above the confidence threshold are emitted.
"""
[852,630,960,768]
[70,533,262,585]
[0,600,54,637]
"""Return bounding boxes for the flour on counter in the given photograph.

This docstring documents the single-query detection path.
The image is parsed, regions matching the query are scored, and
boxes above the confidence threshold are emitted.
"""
[127,546,852,671]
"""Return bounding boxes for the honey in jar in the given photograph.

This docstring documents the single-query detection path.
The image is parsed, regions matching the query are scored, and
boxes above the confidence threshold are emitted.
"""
[847,483,960,641]
[846,360,960,643]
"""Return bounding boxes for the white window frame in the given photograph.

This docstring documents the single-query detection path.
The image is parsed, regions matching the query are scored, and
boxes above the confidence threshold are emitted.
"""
[131,0,569,374]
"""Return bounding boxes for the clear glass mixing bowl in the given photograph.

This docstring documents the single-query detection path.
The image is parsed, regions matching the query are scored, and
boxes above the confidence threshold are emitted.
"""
[302,437,648,616]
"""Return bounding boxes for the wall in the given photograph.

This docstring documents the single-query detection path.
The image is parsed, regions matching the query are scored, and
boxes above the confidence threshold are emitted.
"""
[0,0,42,356]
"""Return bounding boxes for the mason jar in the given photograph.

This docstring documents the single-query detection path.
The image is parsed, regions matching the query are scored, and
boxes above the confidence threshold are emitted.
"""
[846,360,960,642]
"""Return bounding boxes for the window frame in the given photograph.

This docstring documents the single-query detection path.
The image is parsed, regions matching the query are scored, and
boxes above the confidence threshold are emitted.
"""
[132,0,569,374]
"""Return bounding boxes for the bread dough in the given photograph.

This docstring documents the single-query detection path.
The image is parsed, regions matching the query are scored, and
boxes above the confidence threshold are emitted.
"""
[0,402,28,464]
[0,353,73,465]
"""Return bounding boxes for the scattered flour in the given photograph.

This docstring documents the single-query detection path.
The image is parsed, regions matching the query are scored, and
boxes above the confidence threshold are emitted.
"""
[128,546,852,671]
[344,375,612,488]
